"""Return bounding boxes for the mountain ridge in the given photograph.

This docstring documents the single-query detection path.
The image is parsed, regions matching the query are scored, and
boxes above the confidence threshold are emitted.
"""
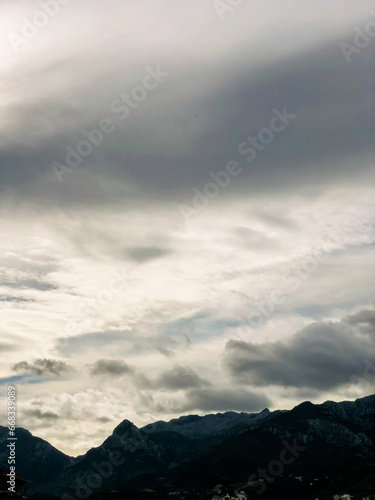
[3,394,375,499]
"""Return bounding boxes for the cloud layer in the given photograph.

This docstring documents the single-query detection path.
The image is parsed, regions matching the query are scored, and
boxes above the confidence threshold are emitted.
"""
[225,308,375,391]
[0,0,374,456]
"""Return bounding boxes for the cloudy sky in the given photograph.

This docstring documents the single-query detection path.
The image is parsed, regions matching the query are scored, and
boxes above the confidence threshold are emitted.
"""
[0,0,374,456]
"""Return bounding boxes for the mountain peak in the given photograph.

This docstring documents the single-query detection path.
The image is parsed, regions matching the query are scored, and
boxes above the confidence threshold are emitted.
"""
[113,419,137,436]
[6,393,375,500]
[290,400,316,415]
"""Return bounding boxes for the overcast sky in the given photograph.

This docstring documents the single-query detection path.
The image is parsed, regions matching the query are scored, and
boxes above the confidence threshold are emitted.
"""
[0,0,374,456]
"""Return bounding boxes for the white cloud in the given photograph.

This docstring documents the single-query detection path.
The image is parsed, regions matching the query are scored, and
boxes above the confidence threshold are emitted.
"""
[0,0,374,456]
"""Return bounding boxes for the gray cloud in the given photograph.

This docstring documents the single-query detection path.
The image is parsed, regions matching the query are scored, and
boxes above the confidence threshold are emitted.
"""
[87,359,133,377]
[225,308,375,391]
[0,343,18,352]
[0,295,34,303]
[56,329,191,359]
[96,416,112,423]
[127,246,171,263]
[86,359,154,390]
[0,6,374,209]
[344,308,375,333]
[157,365,210,390]
[56,331,127,355]
[1,0,374,455]
[136,335,190,357]
[179,388,271,413]
[12,359,73,377]
[1,276,57,292]
[23,408,59,420]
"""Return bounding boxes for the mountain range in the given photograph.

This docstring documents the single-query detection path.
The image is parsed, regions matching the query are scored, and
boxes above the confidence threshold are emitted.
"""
[2,394,375,499]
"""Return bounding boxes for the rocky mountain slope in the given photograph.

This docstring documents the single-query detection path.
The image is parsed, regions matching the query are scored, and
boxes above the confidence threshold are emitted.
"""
[0,426,74,485]
[32,419,170,497]
[155,396,375,493]
[31,409,275,497]
[141,408,273,447]
[5,394,375,499]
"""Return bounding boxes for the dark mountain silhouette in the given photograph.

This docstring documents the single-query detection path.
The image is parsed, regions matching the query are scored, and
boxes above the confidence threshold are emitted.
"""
[0,426,74,485]
[6,394,375,499]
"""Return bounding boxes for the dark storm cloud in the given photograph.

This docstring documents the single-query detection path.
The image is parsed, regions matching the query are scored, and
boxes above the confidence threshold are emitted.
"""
[87,359,133,377]
[12,359,73,377]
[179,388,271,413]
[157,365,210,390]
[0,28,374,209]
[225,308,375,391]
